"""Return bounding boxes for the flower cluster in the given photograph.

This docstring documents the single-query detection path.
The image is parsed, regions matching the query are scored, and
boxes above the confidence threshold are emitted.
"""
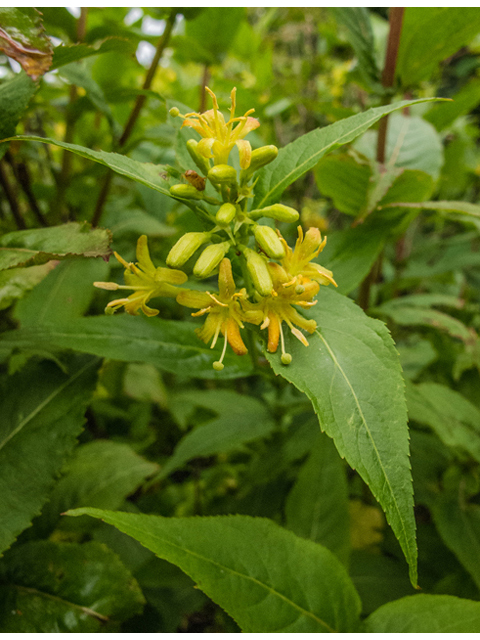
[95,89,336,370]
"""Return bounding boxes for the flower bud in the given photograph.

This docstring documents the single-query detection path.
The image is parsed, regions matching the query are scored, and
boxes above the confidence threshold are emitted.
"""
[186,139,210,175]
[249,204,300,223]
[193,242,229,278]
[250,145,278,170]
[208,164,237,185]
[243,247,273,296]
[215,203,236,226]
[253,225,285,259]
[166,232,210,268]
[170,184,203,200]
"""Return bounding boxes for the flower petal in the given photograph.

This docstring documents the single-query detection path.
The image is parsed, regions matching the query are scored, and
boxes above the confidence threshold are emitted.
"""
[236,139,252,169]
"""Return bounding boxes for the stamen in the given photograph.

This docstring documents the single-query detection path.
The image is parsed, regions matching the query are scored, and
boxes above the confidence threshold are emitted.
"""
[210,320,222,349]
[213,329,228,371]
[207,293,228,307]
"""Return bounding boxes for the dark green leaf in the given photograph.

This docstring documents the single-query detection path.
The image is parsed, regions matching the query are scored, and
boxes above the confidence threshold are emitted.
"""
[67,508,362,632]
[0,356,99,554]
[0,540,144,631]
[0,263,54,311]
[0,8,52,79]
[265,288,417,586]
[0,315,253,380]
[51,39,136,70]
[159,390,276,479]
[425,78,480,131]
[0,222,112,271]
[364,594,480,632]
[285,432,350,564]
[0,72,37,159]
[397,8,480,85]
[252,98,444,209]
[184,8,246,63]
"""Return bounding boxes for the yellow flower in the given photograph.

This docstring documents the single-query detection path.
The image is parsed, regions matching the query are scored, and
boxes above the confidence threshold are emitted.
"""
[280,226,337,288]
[176,258,256,370]
[172,87,260,169]
[94,235,187,317]
[255,262,319,362]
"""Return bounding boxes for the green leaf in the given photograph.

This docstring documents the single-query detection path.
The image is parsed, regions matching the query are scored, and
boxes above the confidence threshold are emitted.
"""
[66,508,362,632]
[265,288,417,586]
[14,257,109,327]
[285,432,350,564]
[159,390,276,479]
[51,39,136,70]
[0,315,253,380]
[252,98,444,209]
[432,476,480,590]
[331,8,380,88]
[397,7,480,85]
[314,152,372,216]
[0,8,52,79]
[0,356,98,554]
[365,594,480,632]
[406,382,480,464]
[0,263,55,311]
[382,200,480,222]
[37,440,158,533]
[184,8,246,63]
[0,540,144,631]
[0,222,112,271]
[425,78,480,131]
[354,114,443,180]
[0,72,37,159]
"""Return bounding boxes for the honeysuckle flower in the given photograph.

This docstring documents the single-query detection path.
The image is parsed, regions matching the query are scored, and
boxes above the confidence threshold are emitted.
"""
[253,262,319,362]
[94,235,187,317]
[171,87,260,169]
[280,226,337,288]
[176,258,256,370]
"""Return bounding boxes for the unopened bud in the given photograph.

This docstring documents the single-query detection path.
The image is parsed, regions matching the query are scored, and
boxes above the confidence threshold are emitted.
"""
[208,164,237,185]
[216,203,236,226]
[166,232,210,268]
[253,225,285,259]
[169,107,180,117]
[193,242,229,278]
[186,139,210,175]
[170,184,203,200]
[243,247,273,296]
[250,204,299,223]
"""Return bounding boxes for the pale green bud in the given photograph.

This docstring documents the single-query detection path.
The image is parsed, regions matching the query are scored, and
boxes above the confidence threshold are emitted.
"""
[166,232,210,268]
[170,184,203,200]
[241,145,278,182]
[215,203,236,226]
[193,242,229,278]
[186,139,210,175]
[253,225,285,259]
[208,164,237,184]
[249,203,299,223]
[243,247,273,296]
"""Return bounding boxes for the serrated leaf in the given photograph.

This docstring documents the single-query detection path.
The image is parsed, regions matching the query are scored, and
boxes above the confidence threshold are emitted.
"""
[265,288,417,586]
[51,38,136,70]
[0,222,112,270]
[397,7,480,86]
[285,432,350,564]
[0,315,253,380]
[365,594,480,632]
[159,390,276,479]
[252,98,444,209]
[36,440,158,534]
[0,540,144,631]
[0,8,52,79]
[0,262,55,311]
[406,382,480,464]
[66,508,362,633]
[0,72,37,159]
[0,356,99,554]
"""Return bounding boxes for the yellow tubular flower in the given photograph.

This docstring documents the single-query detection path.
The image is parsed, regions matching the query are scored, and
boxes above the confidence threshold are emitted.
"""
[256,262,319,362]
[176,258,256,370]
[280,226,337,288]
[94,235,187,317]
[172,87,260,168]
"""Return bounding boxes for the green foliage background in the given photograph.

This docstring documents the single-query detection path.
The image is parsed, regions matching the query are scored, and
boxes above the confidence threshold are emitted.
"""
[2,7,480,632]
